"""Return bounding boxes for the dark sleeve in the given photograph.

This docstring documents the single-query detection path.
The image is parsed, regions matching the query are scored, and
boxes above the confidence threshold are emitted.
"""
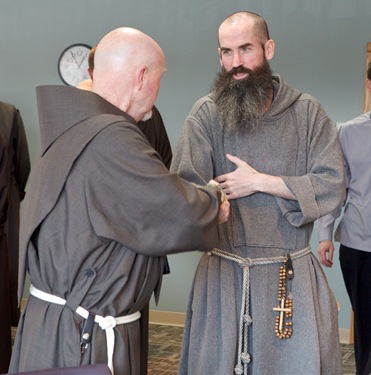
[11,108,31,200]
[138,106,172,169]
[0,136,8,226]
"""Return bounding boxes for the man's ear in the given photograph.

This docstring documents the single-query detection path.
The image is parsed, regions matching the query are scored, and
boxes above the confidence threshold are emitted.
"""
[136,66,148,91]
[264,39,275,61]
[366,78,371,93]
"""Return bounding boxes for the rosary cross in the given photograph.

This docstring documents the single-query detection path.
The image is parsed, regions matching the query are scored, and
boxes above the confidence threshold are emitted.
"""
[273,297,292,332]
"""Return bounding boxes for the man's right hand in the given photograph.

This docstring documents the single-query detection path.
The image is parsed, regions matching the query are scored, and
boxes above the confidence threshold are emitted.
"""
[317,240,334,267]
[217,199,230,224]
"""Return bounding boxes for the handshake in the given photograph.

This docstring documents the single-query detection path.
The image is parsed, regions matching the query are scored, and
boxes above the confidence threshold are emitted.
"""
[208,179,230,224]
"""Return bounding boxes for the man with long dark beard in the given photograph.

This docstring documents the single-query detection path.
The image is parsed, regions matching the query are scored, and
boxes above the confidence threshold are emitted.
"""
[171,11,345,375]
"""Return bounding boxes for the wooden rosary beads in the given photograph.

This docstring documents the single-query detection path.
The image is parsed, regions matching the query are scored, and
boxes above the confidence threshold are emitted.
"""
[273,255,294,339]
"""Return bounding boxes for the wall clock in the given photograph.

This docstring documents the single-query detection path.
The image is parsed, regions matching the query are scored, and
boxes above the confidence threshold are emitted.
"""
[58,43,91,86]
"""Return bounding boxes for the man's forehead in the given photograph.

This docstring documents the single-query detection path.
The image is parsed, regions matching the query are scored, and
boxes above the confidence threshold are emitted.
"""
[219,29,259,50]
[219,20,258,43]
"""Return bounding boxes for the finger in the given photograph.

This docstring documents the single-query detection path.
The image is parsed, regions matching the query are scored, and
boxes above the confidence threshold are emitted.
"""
[327,247,334,264]
[218,201,230,223]
[319,253,332,267]
[208,179,220,186]
[214,175,226,183]
[317,246,329,266]
[226,153,245,167]
[317,251,326,265]
[322,253,333,267]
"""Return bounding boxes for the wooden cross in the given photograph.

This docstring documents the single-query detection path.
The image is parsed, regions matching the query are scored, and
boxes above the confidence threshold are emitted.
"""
[273,297,292,332]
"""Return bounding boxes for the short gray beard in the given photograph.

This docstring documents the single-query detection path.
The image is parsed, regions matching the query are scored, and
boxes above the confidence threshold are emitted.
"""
[212,61,273,132]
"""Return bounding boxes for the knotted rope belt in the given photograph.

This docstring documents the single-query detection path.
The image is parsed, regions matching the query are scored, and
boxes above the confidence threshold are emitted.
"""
[30,285,141,375]
[209,246,311,375]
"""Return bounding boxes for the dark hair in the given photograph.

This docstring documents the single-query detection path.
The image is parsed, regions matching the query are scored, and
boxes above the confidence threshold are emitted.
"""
[367,61,371,80]
[88,47,96,71]
[220,11,270,43]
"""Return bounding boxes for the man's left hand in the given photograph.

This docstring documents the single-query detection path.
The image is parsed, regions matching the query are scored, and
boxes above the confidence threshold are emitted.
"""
[215,154,258,199]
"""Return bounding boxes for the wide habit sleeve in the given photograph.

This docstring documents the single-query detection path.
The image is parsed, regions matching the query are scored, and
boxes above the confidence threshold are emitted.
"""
[0,136,8,227]
[170,99,216,185]
[276,103,346,227]
[85,122,221,256]
[12,108,31,201]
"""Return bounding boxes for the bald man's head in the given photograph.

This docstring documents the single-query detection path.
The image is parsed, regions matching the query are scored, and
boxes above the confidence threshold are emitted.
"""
[92,27,165,121]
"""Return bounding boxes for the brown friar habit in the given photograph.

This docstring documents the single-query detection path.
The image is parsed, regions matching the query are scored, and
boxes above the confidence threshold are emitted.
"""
[0,102,30,328]
[0,131,11,373]
[9,86,222,375]
[137,105,172,374]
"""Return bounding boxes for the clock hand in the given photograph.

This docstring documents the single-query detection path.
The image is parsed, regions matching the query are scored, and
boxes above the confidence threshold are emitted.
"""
[69,51,79,66]
[77,56,86,70]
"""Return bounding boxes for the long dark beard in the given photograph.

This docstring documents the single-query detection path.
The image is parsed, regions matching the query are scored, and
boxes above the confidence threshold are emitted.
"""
[212,61,273,132]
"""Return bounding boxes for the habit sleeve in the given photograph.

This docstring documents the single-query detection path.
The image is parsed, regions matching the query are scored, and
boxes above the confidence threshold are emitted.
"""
[12,109,30,201]
[277,104,345,226]
[85,122,221,255]
[0,137,8,225]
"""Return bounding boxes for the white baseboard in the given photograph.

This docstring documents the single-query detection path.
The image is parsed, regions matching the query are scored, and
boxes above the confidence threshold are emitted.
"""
[149,310,186,327]
[339,328,351,344]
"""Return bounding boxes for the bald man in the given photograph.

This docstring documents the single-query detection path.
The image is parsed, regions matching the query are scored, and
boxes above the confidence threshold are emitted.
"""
[9,28,229,375]
[78,43,173,375]
[76,46,172,169]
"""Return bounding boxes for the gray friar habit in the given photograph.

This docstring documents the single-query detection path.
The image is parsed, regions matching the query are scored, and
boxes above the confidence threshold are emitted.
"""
[9,85,223,375]
[171,75,346,375]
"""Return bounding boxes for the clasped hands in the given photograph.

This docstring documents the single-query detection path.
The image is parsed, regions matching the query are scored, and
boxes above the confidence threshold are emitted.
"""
[209,154,260,224]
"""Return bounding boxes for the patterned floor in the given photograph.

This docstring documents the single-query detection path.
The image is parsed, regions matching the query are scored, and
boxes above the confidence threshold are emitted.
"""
[148,324,356,375]
[12,324,355,374]
[342,343,357,375]
[148,324,184,375]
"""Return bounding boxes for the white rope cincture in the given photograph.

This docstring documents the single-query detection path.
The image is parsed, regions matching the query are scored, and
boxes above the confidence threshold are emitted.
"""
[210,246,311,375]
[30,285,141,375]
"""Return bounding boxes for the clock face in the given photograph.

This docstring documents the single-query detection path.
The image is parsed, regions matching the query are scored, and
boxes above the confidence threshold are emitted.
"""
[58,44,91,86]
